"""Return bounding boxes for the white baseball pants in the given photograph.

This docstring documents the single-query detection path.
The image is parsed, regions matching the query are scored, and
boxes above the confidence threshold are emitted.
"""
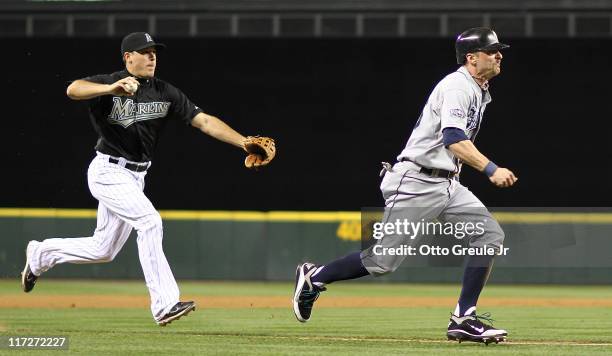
[27,152,179,320]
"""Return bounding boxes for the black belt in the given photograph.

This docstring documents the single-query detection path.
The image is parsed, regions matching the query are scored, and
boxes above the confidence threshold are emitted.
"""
[400,158,456,179]
[419,166,456,179]
[108,157,149,172]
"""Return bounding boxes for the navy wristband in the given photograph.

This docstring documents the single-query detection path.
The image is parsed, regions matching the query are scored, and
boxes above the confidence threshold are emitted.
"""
[484,162,498,177]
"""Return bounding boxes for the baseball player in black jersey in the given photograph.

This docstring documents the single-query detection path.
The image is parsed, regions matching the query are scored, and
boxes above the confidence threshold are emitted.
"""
[20,32,275,326]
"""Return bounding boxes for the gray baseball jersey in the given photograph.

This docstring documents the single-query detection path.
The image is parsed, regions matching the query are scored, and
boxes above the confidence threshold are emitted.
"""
[362,66,504,278]
[397,66,492,174]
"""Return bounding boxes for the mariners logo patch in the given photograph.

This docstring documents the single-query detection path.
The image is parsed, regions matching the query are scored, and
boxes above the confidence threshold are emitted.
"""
[108,97,171,128]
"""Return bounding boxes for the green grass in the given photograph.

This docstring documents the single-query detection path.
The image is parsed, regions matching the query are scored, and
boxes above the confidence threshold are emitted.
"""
[3,279,612,298]
[1,280,612,355]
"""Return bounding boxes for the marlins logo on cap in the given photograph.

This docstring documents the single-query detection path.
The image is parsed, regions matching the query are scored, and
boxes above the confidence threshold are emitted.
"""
[121,32,166,54]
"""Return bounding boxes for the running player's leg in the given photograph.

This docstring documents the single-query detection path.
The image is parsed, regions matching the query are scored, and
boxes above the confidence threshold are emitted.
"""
[439,182,504,317]
[293,164,446,322]
[88,158,179,319]
[27,202,132,277]
[315,167,446,284]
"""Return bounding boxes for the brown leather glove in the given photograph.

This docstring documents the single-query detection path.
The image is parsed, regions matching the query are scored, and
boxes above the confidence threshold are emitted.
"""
[243,136,276,169]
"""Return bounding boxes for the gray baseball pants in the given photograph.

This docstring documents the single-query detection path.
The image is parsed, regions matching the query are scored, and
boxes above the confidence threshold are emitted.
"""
[361,160,504,276]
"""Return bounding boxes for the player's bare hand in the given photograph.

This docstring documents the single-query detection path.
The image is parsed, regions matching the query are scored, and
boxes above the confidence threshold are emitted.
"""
[108,77,139,96]
[489,168,517,188]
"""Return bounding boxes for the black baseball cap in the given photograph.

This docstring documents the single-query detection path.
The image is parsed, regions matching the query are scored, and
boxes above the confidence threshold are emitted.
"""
[120,32,166,54]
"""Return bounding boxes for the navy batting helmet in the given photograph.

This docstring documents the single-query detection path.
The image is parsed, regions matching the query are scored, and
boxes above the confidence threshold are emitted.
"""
[455,27,509,64]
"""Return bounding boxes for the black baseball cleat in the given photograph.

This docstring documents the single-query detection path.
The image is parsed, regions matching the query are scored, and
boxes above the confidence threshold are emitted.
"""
[21,242,39,293]
[447,312,507,345]
[156,301,196,326]
[292,263,326,322]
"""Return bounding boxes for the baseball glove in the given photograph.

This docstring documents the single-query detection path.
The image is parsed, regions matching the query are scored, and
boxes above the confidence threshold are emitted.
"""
[243,136,276,169]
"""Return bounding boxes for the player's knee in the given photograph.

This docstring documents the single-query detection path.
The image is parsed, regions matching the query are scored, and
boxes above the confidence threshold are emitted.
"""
[95,249,115,263]
[472,219,505,248]
[489,222,505,246]
[361,250,402,277]
[138,212,163,234]
[366,263,398,277]
[151,212,163,230]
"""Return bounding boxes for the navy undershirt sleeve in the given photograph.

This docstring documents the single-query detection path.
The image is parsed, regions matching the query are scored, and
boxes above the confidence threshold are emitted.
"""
[442,127,469,147]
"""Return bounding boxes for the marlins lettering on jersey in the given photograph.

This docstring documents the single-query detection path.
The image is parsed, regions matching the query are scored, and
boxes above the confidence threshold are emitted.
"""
[108,97,171,128]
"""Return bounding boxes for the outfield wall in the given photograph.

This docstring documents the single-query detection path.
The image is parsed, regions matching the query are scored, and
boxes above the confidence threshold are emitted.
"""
[1,209,611,284]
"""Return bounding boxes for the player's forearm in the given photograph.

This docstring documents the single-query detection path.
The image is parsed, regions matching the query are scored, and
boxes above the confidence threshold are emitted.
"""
[191,113,246,148]
[66,80,112,100]
[448,140,491,172]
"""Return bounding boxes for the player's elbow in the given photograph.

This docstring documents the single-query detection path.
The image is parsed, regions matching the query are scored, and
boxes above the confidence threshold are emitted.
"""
[66,81,88,100]
[191,113,214,135]
[66,82,79,100]
[447,141,469,155]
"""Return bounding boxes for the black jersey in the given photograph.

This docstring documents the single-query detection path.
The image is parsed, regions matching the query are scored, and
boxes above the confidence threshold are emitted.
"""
[83,69,203,162]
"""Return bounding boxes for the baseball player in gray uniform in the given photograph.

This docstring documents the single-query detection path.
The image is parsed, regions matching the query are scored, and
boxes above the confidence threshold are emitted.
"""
[293,27,517,344]
[20,32,275,326]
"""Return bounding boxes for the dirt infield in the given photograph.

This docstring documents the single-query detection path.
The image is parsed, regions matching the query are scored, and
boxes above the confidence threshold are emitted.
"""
[2,295,612,309]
